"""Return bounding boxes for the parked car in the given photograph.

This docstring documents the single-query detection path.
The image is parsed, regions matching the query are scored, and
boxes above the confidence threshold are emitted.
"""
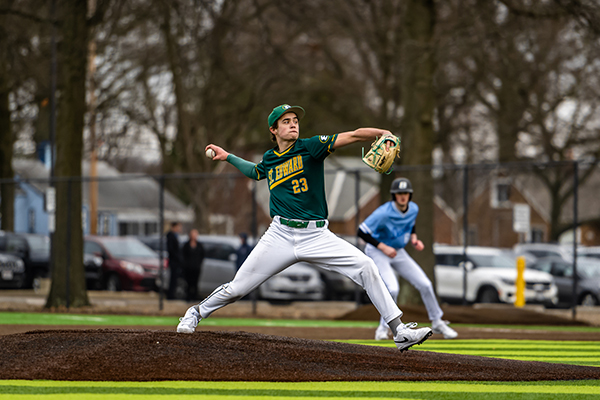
[259,262,325,302]
[528,256,600,307]
[513,243,574,262]
[0,231,50,289]
[83,253,104,290]
[137,234,239,298]
[434,245,558,306]
[0,252,26,289]
[84,236,165,291]
[579,247,600,260]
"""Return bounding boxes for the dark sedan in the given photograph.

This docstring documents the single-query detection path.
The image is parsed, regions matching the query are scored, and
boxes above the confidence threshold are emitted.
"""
[0,232,50,289]
[528,256,600,307]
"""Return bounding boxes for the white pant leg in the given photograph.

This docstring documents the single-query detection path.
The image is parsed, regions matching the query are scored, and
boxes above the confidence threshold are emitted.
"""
[365,244,400,329]
[391,248,443,322]
[296,228,402,324]
[199,221,297,318]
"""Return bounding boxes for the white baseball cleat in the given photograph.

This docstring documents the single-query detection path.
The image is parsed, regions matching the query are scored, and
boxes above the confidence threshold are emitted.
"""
[374,325,391,340]
[431,319,458,339]
[177,306,201,334]
[393,322,433,352]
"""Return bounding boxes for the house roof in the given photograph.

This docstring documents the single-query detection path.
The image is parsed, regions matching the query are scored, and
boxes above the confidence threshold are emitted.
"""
[515,166,600,224]
[12,159,194,222]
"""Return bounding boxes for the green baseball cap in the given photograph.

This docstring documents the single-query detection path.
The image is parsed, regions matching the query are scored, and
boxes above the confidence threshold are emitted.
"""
[268,104,305,128]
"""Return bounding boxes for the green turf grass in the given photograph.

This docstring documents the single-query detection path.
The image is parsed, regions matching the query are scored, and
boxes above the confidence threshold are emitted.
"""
[339,339,600,367]
[2,312,600,333]
[1,380,599,400]
[0,312,378,328]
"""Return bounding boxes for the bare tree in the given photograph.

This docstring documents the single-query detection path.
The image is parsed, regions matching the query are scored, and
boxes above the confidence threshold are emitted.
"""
[46,0,113,308]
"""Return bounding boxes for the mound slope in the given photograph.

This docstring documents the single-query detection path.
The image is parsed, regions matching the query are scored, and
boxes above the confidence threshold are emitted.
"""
[1,329,598,381]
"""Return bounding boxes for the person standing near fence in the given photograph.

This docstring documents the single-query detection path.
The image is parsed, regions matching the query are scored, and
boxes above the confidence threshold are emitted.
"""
[358,177,458,340]
[182,228,204,301]
[235,233,252,271]
[166,222,183,300]
[176,103,432,352]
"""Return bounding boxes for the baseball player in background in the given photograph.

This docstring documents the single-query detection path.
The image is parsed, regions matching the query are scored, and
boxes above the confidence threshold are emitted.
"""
[177,104,433,351]
[358,177,458,340]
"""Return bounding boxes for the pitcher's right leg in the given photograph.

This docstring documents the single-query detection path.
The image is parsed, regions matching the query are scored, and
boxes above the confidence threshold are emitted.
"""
[177,221,296,333]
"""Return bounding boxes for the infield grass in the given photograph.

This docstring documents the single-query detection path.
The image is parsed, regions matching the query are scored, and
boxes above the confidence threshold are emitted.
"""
[2,312,600,333]
[1,380,599,400]
[339,339,600,367]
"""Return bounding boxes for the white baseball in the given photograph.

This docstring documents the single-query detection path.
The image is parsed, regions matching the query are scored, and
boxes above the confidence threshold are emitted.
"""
[206,148,216,159]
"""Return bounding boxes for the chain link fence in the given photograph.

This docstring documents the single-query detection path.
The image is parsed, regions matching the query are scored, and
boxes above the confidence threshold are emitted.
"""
[1,159,598,314]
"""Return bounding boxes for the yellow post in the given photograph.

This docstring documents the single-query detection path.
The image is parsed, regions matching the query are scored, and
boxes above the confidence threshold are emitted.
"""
[515,256,526,308]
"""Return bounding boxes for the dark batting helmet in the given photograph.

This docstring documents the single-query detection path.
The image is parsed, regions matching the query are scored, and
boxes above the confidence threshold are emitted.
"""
[390,177,413,201]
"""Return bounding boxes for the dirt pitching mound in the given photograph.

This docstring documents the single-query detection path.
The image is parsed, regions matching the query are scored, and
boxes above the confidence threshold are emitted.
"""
[1,329,598,382]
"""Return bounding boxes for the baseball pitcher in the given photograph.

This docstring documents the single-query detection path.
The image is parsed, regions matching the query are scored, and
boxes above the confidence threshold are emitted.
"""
[177,104,432,351]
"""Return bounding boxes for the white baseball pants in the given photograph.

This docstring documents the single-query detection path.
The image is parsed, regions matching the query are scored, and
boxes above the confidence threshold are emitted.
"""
[198,217,403,324]
[365,244,443,328]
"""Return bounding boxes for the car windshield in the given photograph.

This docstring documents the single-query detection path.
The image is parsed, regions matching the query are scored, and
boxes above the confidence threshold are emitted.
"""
[469,254,515,268]
[102,239,157,258]
[577,260,600,279]
[25,235,50,252]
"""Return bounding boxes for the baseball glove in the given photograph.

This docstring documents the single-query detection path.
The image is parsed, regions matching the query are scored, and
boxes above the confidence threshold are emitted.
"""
[362,133,401,174]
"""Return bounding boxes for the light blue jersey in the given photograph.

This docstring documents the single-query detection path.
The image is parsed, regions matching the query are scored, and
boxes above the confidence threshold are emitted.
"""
[359,201,418,249]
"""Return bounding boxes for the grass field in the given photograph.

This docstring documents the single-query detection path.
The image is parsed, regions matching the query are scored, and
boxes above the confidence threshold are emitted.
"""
[340,339,600,367]
[2,311,600,332]
[1,380,599,400]
[1,312,599,400]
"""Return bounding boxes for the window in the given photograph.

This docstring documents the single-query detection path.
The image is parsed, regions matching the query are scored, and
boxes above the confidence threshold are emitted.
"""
[497,183,511,202]
[551,262,571,277]
[7,237,27,255]
[435,254,465,267]
[84,241,104,256]
[203,243,236,261]
[27,209,36,233]
[100,214,110,236]
[144,222,158,236]
[491,178,513,208]
[531,260,552,274]
[531,228,544,243]
[118,222,139,236]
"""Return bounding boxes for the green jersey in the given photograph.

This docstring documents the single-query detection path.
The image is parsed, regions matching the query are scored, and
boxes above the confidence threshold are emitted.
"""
[254,134,338,220]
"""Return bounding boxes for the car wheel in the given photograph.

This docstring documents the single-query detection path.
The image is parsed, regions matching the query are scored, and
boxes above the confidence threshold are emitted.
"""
[478,287,500,303]
[105,274,122,292]
[580,293,599,306]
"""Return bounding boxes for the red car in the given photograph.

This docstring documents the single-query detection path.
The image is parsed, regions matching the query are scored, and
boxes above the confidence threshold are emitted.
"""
[84,236,166,291]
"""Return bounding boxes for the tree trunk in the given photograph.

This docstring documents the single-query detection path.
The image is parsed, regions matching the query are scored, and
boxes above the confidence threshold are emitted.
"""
[496,83,524,163]
[399,0,436,304]
[46,0,89,308]
[0,62,14,232]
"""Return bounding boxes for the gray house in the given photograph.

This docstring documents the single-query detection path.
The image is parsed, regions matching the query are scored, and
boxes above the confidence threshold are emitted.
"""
[9,159,194,236]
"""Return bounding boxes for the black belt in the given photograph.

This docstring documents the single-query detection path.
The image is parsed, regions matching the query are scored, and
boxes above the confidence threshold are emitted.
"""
[279,218,326,228]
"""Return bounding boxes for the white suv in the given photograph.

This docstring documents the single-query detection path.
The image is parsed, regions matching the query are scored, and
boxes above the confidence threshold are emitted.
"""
[434,245,558,306]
